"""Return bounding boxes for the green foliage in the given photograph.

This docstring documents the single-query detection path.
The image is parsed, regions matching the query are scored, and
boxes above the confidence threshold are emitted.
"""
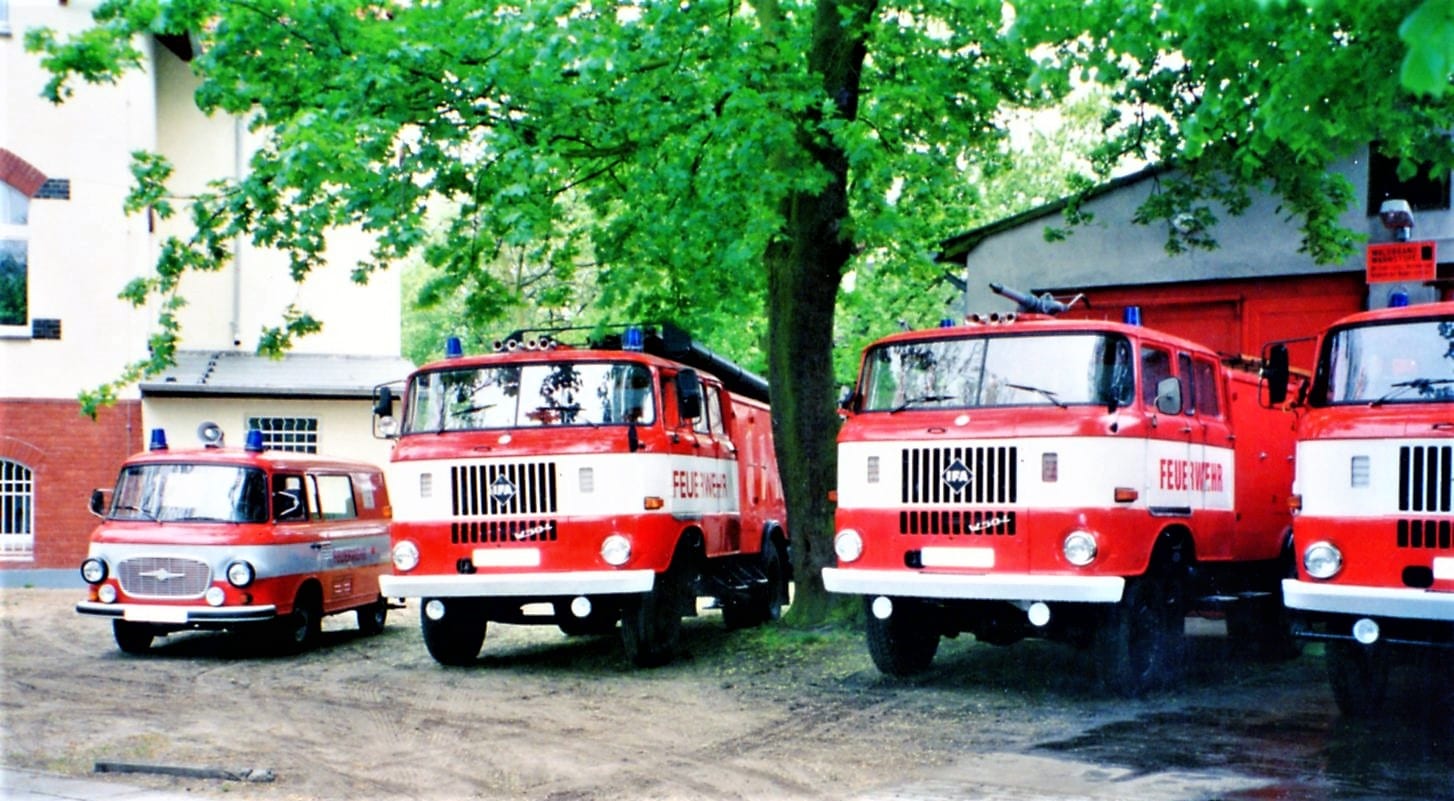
[1400,0,1454,98]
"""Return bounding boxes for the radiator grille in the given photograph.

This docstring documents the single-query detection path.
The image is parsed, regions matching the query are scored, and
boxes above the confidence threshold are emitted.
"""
[117,557,210,598]
[901,446,1017,505]
[900,510,1016,536]
[1398,446,1453,513]
[1396,519,1453,550]
[452,462,558,517]
[452,519,558,544]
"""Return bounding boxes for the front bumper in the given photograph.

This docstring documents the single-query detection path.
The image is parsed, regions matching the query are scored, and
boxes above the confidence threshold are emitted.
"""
[75,602,278,624]
[822,567,1125,603]
[380,570,656,599]
[1282,579,1454,621]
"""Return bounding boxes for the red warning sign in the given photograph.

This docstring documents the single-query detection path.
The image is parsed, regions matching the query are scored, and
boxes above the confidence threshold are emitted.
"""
[1366,241,1436,284]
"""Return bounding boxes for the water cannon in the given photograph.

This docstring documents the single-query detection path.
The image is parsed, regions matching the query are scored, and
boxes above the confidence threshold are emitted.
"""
[988,283,1082,316]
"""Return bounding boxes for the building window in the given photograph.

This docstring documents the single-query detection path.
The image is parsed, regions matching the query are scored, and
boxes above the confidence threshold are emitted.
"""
[247,416,319,453]
[1367,149,1451,214]
[0,182,28,333]
[0,1,11,36]
[0,459,34,561]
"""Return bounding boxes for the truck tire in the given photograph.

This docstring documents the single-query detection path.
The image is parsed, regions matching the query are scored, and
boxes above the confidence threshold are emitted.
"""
[621,562,690,668]
[864,596,940,677]
[112,620,156,655]
[1326,641,1390,718]
[1094,575,1183,697]
[721,540,787,630]
[275,588,323,655]
[356,597,389,636]
[420,598,488,667]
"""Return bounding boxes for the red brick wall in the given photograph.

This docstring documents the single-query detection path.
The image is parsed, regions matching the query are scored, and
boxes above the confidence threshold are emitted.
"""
[0,400,143,570]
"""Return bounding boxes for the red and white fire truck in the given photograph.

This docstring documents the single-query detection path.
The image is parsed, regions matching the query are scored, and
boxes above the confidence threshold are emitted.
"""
[1267,300,1454,716]
[375,324,789,667]
[823,285,1299,695]
[76,424,393,654]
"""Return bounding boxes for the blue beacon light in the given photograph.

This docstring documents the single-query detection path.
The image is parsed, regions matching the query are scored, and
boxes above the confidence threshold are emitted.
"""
[445,336,464,358]
[1123,306,1142,326]
[245,429,265,452]
[623,326,645,351]
[148,428,168,451]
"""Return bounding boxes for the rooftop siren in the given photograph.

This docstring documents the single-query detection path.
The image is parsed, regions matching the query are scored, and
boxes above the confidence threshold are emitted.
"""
[938,318,956,328]
[989,282,1083,316]
[1123,306,1142,326]
[245,429,265,452]
[197,421,225,448]
[623,325,645,351]
[445,336,464,358]
[148,428,168,451]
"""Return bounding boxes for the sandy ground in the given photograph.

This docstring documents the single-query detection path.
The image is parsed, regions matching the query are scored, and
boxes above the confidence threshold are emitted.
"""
[0,588,1401,801]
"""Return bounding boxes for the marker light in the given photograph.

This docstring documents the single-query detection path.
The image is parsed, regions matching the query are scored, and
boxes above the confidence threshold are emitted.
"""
[445,336,464,358]
[623,325,645,351]
[148,428,168,451]
[1303,541,1343,580]
[245,429,265,452]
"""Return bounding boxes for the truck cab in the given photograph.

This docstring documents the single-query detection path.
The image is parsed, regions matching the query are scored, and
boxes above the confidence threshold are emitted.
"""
[76,425,392,654]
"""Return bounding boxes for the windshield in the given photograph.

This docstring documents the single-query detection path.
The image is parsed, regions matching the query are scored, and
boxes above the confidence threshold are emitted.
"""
[1318,318,1454,405]
[859,332,1135,412]
[109,464,268,523]
[404,361,657,433]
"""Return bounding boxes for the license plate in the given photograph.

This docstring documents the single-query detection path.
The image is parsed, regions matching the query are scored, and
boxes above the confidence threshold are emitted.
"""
[1434,557,1454,582]
[124,606,189,624]
[472,548,541,568]
[919,547,995,569]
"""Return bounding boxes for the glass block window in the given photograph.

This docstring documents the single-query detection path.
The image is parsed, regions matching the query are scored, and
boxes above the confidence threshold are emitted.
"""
[0,459,34,561]
[246,416,319,453]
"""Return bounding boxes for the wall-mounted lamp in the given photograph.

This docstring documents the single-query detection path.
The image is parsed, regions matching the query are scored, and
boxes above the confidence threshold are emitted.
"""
[1379,199,1415,241]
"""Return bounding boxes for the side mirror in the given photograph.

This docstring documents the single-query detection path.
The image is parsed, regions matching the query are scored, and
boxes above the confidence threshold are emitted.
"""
[1263,344,1290,406]
[88,489,110,518]
[837,386,857,415]
[1155,376,1183,415]
[373,386,399,439]
[676,370,703,421]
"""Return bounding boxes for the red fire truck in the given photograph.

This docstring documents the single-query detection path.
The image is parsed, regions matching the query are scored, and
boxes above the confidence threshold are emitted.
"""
[76,424,393,654]
[824,286,1299,695]
[1267,300,1454,716]
[375,325,789,667]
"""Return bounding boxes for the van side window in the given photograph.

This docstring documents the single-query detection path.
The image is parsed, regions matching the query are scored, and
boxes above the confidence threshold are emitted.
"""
[1141,346,1173,408]
[1178,352,1196,415]
[273,474,309,522]
[1193,358,1222,418]
[313,474,357,520]
[706,385,726,436]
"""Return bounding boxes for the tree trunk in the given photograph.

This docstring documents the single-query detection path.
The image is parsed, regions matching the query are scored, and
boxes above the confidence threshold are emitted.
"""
[771,0,876,625]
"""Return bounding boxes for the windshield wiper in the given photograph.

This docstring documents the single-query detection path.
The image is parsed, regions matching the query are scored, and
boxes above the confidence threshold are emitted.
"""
[112,504,157,522]
[1004,382,1067,409]
[1371,378,1454,407]
[890,394,956,414]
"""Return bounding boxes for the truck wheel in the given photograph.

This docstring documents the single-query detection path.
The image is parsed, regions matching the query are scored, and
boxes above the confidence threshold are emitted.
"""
[864,596,940,677]
[356,597,389,636]
[621,563,689,667]
[1326,641,1390,718]
[554,601,619,637]
[420,598,487,667]
[1094,575,1183,697]
[722,541,787,630]
[275,589,323,654]
[112,620,156,654]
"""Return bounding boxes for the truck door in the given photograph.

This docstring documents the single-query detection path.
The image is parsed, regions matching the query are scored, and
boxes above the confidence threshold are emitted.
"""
[1189,355,1234,557]
[310,472,369,610]
[692,383,739,555]
[1142,345,1195,518]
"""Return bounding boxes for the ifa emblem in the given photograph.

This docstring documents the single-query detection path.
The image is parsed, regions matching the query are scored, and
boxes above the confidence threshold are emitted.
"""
[490,474,518,506]
[942,458,973,494]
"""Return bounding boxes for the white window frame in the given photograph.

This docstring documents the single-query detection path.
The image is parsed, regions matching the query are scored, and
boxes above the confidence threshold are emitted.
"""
[0,459,34,561]
[246,415,320,453]
[0,182,29,337]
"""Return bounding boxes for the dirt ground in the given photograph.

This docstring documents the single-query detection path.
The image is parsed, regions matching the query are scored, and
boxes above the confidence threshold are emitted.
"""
[0,587,1400,801]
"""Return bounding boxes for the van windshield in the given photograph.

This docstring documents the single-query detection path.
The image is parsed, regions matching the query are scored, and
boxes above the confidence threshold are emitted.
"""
[403,361,657,433]
[109,464,268,524]
[859,332,1135,412]
[1318,318,1454,405]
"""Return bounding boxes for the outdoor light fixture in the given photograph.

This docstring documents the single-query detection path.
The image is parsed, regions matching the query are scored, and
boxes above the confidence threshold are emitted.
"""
[1379,199,1414,241]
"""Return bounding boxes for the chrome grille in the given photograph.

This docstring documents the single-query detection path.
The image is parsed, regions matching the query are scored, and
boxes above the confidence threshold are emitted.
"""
[901,446,1017,505]
[900,510,1016,536]
[1398,446,1453,513]
[1396,519,1453,550]
[117,557,210,598]
[452,519,558,544]
[452,462,558,517]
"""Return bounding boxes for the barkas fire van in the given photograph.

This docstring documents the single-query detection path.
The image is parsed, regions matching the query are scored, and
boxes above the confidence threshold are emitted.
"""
[76,424,393,654]
[1267,300,1454,716]
[824,285,1299,696]
[375,324,789,667]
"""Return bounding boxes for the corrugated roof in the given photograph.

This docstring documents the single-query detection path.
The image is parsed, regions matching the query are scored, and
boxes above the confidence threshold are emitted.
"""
[139,350,416,399]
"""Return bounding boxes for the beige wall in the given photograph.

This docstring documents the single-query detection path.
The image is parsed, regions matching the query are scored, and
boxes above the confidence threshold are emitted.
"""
[142,397,394,467]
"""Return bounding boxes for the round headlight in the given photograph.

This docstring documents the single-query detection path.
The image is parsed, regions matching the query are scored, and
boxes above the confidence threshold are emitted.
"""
[1303,541,1343,580]
[80,558,107,585]
[392,540,421,572]
[98,584,118,604]
[205,586,226,606]
[834,529,864,564]
[225,560,255,588]
[600,534,631,567]
[1062,530,1098,567]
